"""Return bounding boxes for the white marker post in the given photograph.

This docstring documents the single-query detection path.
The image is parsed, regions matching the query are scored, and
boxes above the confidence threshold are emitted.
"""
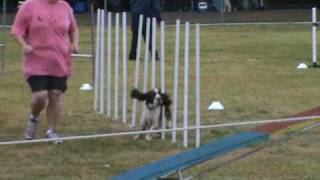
[122,12,128,123]
[114,13,120,120]
[131,15,144,127]
[312,7,318,67]
[183,22,190,148]
[172,19,180,144]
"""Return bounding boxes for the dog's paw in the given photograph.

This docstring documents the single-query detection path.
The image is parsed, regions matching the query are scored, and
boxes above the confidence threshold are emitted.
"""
[145,134,152,141]
[133,135,140,140]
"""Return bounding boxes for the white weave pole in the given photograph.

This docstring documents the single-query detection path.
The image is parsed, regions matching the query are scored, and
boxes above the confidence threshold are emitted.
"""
[172,19,180,144]
[151,17,157,89]
[131,15,144,127]
[183,22,190,148]
[114,13,120,120]
[99,9,105,114]
[312,7,318,67]
[122,12,128,123]
[141,18,151,124]
[195,23,201,148]
[94,9,101,112]
[106,12,113,117]
[160,21,166,139]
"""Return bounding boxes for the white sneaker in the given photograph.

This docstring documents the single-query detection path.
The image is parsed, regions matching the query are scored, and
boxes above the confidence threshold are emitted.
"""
[24,118,38,140]
[47,130,63,144]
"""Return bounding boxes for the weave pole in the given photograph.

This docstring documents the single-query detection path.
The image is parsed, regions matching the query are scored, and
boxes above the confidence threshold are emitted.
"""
[312,7,318,67]
[99,9,105,114]
[0,0,7,73]
[141,18,151,124]
[172,19,180,144]
[183,22,190,148]
[131,15,144,127]
[122,12,128,123]
[94,9,101,111]
[106,12,113,117]
[151,18,157,89]
[195,23,201,147]
[160,21,166,139]
[114,13,120,120]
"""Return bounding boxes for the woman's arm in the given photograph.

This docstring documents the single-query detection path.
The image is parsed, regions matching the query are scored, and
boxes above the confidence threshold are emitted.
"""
[13,34,33,54]
[69,28,79,53]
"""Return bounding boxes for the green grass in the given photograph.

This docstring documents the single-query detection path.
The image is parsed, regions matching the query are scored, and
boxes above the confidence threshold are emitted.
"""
[0,22,320,179]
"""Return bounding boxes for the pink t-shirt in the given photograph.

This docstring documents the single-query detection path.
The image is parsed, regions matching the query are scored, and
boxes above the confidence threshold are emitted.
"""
[11,0,78,78]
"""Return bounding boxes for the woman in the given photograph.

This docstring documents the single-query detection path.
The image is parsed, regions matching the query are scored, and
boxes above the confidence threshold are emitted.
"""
[12,0,79,141]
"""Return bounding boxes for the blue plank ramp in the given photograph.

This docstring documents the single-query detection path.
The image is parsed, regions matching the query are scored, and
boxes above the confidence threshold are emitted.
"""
[111,131,269,180]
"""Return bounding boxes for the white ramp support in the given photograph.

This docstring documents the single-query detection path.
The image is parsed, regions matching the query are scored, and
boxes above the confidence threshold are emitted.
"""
[131,15,144,127]
[195,23,201,148]
[312,7,318,67]
[183,22,190,148]
[172,19,180,144]
[122,12,128,123]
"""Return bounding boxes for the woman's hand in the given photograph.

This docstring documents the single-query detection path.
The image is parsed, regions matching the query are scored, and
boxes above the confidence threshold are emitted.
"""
[23,44,33,54]
[71,43,79,54]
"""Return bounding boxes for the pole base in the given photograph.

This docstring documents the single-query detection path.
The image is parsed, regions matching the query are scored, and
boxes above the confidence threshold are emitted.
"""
[310,62,320,68]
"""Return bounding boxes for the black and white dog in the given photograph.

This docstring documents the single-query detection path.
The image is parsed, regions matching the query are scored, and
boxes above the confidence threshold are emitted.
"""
[131,88,171,140]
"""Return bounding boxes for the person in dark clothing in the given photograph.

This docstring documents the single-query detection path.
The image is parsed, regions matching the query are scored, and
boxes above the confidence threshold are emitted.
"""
[129,0,162,60]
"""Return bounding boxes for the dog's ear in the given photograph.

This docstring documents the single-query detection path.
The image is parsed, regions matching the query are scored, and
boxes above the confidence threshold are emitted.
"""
[131,88,147,101]
[160,93,172,106]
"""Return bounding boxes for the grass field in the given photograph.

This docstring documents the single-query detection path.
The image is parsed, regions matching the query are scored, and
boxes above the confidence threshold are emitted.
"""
[0,11,320,179]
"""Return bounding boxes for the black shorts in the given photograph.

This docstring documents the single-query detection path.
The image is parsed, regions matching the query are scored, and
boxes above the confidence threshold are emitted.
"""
[27,76,68,93]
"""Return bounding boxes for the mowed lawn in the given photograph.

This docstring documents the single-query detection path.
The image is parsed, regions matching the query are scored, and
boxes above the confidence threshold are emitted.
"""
[0,21,320,179]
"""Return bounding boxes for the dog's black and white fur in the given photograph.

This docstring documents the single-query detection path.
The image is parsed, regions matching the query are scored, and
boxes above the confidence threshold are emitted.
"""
[131,88,171,140]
